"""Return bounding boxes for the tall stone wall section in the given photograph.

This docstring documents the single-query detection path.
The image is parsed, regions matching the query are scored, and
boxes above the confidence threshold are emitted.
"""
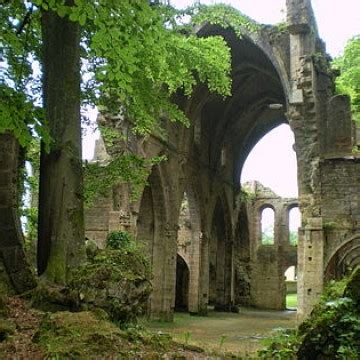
[244,182,298,310]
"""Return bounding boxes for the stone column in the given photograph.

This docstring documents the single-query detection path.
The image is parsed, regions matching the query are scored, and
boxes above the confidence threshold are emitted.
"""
[149,222,178,321]
[297,218,324,319]
[198,231,209,314]
[188,232,201,313]
[163,223,178,321]
[287,0,325,320]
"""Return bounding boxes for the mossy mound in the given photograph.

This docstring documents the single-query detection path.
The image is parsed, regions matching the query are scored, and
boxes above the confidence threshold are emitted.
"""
[0,319,15,342]
[0,295,8,318]
[259,267,360,359]
[0,298,209,359]
[33,311,206,359]
[0,296,13,342]
[34,311,131,358]
[70,245,152,323]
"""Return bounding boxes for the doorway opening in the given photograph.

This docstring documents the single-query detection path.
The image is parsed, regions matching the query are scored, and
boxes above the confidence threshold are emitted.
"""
[285,265,297,310]
[175,254,190,312]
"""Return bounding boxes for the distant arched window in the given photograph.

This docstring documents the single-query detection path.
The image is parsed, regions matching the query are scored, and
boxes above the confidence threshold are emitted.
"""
[261,207,275,245]
[289,207,300,246]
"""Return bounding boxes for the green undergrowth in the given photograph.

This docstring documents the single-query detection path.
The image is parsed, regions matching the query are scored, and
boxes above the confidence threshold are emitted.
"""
[0,296,206,359]
[33,311,178,359]
[0,315,15,343]
[258,268,360,359]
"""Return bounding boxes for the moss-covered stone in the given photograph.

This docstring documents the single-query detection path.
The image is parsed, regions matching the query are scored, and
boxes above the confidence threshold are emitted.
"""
[33,311,178,358]
[34,311,132,358]
[0,295,8,319]
[70,246,152,323]
[0,319,15,342]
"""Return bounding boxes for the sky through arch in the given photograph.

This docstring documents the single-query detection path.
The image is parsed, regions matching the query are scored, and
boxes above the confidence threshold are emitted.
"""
[240,124,298,197]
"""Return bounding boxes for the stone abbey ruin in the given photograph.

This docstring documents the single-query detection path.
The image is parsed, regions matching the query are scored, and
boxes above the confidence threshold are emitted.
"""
[85,0,360,322]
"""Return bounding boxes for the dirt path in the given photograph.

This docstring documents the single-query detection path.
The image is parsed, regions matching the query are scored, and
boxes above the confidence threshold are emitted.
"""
[145,307,297,357]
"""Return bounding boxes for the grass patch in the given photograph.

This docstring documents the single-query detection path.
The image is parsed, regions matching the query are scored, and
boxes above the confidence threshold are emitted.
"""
[286,293,297,309]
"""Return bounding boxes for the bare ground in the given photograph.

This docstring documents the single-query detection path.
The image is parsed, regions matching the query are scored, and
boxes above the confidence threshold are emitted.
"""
[144,307,297,358]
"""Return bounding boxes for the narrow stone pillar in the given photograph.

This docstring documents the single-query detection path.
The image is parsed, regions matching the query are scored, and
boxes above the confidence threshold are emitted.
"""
[149,222,177,321]
[162,223,178,321]
[224,238,233,309]
[215,234,226,310]
[297,217,324,321]
[188,232,201,313]
[198,231,209,314]
[287,0,324,320]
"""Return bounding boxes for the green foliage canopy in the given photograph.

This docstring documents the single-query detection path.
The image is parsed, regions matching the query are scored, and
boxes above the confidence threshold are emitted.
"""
[1,1,260,140]
[333,36,360,122]
[1,0,259,207]
[29,0,244,134]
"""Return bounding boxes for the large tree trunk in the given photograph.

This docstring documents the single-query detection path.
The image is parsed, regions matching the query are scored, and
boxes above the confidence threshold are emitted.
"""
[0,133,37,293]
[38,5,85,284]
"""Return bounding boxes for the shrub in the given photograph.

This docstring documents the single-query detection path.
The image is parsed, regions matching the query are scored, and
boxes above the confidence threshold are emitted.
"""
[259,267,360,359]
[106,230,133,250]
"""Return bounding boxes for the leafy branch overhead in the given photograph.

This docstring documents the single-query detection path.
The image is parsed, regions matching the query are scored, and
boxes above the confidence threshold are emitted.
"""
[1,0,259,210]
[2,1,260,141]
[333,36,360,122]
[28,1,258,133]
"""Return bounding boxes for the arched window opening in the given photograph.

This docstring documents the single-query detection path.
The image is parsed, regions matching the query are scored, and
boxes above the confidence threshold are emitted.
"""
[289,207,301,246]
[285,265,297,310]
[261,207,275,245]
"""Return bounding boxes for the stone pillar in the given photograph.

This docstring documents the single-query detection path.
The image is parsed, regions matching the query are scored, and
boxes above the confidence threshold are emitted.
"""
[287,0,324,320]
[163,223,178,321]
[149,222,178,321]
[188,232,201,313]
[297,218,324,320]
[224,238,233,309]
[198,231,209,314]
[215,234,226,310]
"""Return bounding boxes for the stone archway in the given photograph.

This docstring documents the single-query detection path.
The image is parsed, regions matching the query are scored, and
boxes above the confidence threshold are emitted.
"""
[325,236,360,282]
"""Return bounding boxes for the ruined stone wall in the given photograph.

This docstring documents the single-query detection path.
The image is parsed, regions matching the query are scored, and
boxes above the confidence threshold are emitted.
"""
[242,182,298,310]
[320,157,360,277]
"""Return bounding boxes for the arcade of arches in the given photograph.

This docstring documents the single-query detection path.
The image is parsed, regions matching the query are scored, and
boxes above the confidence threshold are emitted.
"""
[85,0,360,322]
